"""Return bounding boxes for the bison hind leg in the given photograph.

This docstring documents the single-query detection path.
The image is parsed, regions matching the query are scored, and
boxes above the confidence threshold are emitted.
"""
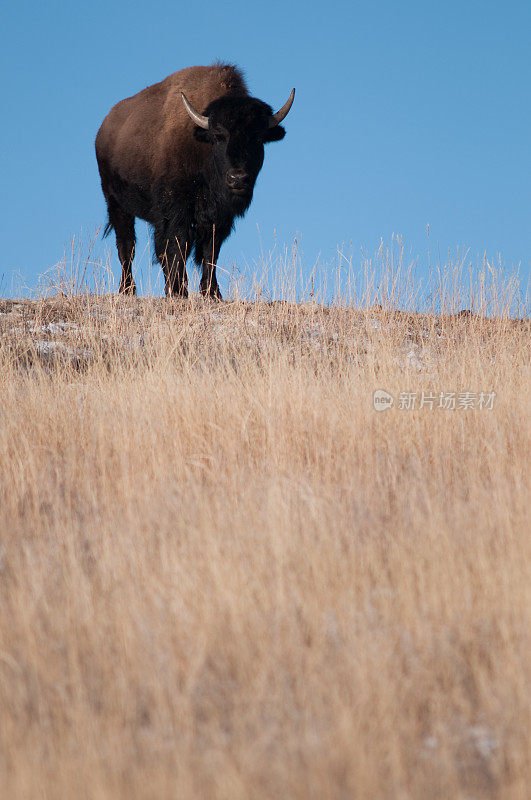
[105,196,137,295]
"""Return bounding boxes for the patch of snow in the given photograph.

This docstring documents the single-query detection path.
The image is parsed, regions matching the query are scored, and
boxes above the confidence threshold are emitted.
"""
[305,327,322,340]
[467,725,498,759]
[34,340,94,362]
[423,736,438,750]
[325,610,340,647]
[29,321,79,335]
[397,339,423,371]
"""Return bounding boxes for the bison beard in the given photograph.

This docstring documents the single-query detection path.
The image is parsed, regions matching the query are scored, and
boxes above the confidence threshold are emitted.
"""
[95,64,294,299]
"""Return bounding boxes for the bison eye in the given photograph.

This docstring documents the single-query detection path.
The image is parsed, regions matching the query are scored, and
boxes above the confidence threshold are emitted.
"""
[213,131,228,143]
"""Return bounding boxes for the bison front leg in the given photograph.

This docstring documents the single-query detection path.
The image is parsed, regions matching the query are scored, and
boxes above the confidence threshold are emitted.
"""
[195,227,224,300]
[154,225,191,298]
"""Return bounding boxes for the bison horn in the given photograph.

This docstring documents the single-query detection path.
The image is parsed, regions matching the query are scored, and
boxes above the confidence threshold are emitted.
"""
[269,88,295,128]
[181,92,209,129]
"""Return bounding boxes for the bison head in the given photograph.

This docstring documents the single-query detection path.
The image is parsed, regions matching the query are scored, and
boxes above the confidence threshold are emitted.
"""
[181,90,295,207]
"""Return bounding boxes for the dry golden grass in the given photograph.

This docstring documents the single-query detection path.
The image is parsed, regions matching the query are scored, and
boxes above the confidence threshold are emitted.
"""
[0,288,529,799]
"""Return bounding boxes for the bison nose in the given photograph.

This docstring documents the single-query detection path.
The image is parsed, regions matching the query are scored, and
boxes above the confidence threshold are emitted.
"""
[226,170,249,189]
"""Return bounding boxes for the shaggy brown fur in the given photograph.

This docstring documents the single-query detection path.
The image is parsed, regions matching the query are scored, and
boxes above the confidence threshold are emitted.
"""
[96,65,249,189]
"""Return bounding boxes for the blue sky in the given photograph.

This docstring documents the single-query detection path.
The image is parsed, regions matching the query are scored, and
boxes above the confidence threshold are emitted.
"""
[1,0,530,299]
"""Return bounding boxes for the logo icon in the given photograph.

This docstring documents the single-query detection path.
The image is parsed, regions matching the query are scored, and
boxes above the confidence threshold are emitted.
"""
[373,389,394,411]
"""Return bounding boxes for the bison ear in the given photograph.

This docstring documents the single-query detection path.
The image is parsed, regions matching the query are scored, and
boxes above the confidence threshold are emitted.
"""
[263,125,286,143]
[193,127,211,143]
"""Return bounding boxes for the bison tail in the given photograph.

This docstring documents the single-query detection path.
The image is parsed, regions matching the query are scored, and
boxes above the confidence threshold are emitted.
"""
[102,219,114,238]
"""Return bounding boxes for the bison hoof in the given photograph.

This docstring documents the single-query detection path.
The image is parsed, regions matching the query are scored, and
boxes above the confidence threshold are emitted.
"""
[166,288,188,299]
[119,282,137,295]
[200,283,222,301]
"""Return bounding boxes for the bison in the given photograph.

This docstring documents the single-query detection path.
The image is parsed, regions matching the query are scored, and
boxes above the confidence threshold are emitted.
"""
[95,64,295,299]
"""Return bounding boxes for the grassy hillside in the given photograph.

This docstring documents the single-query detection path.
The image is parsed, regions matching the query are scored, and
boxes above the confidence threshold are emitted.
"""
[0,294,529,799]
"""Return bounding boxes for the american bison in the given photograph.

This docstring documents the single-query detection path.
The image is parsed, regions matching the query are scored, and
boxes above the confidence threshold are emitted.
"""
[95,64,295,298]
